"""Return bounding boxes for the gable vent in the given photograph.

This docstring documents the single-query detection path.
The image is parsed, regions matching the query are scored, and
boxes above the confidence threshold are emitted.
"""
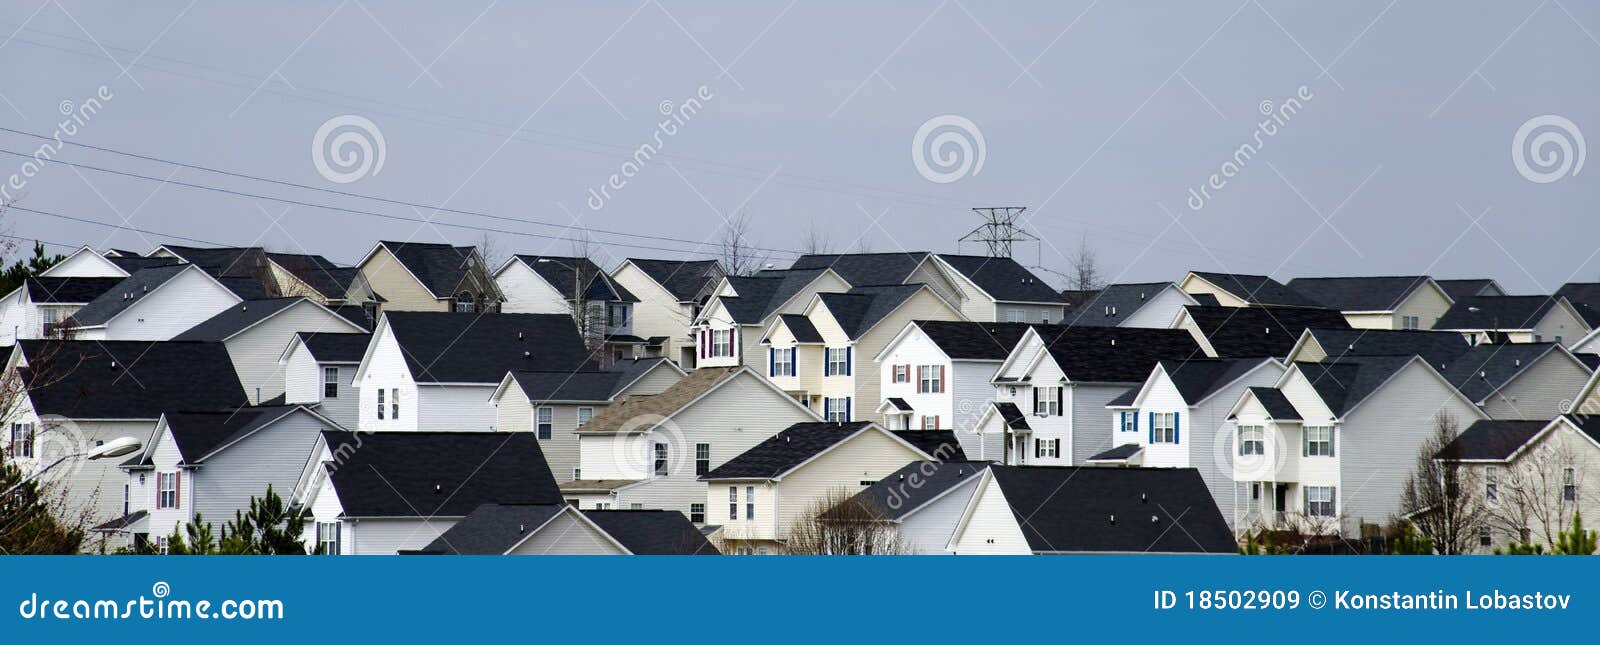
[1109,514,1116,525]
[434,484,442,494]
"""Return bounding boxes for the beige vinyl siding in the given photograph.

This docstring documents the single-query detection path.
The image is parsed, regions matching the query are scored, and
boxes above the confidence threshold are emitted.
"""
[906,259,968,316]
[1179,274,1250,308]
[1393,282,1454,330]
[508,511,626,554]
[611,263,698,363]
[770,430,926,540]
[844,289,964,421]
[1459,424,1600,551]
[1291,337,1329,363]
[708,481,778,543]
[225,302,364,404]
[1341,312,1393,330]
[625,364,684,396]
[358,246,446,312]
[1481,353,1593,420]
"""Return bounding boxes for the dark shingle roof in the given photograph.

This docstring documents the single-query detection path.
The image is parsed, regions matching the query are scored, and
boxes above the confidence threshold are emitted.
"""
[1246,387,1302,420]
[1061,282,1180,326]
[817,284,927,339]
[159,245,265,278]
[379,241,481,299]
[626,258,721,302]
[1182,305,1351,357]
[702,422,879,479]
[890,430,967,460]
[105,255,173,274]
[1435,343,1575,403]
[1436,278,1501,300]
[987,465,1236,553]
[382,312,593,383]
[789,252,927,286]
[171,297,310,341]
[1034,326,1203,382]
[1555,283,1600,327]
[718,269,830,324]
[913,320,1036,360]
[516,255,637,303]
[24,277,123,304]
[933,254,1062,303]
[17,340,248,418]
[992,402,1030,430]
[1286,276,1434,312]
[1436,419,1551,461]
[1087,444,1144,461]
[777,313,823,343]
[1157,358,1275,404]
[296,332,371,363]
[267,253,363,300]
[415,505,718,555]
[161,405,305,464]
[1189,271,1319,307]
[849,460,990,520]
[508,358,672,403]
[1294,355,1416,417]
[1302,328,1471,366]
[319,431,561,517]
[582,510,720,554]
[1435,296,1567,331]
[67,265,193,326]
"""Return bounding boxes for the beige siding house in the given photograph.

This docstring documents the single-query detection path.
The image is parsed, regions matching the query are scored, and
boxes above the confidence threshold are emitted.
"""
[1286,276,1455,330]
[1436,417,1600,552]
[354,241,502,313]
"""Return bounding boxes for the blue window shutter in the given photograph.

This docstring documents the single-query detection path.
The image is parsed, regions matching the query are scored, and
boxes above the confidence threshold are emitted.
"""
[845,397,852,421]
[1148,412,1155,444]
[1119,411,1125,431]
[823,350,830,376]
[1174,411,1180,444]
[1134,412,1139,432]
[846,347,853,375]
[768,348,775,377]
[824,398,832,419]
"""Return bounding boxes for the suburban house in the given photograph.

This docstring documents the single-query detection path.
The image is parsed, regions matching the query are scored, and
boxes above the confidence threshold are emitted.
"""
[976,326,1203,466]
[0,275,123,344]
[872,320,1036,459]
[610,258,724,368]
[788,252,1066,323]
[103,405,345,551]
[1097,357,1287,528]
[266,252,382,311]
[1173,305,1351,358]
[1179,271,1322,308]
[354,241,502,313]
[761,284,964,421]
[1227,355,1486,536]
[559,366,820,520]
[1285,276,1455,330]
[60,264,245,341]
[1432,343,1597,420]
[694,268,849,369]
[943,465,1237,554]
[292,430,562,555]
[1436,278,1506,301]
[147,245,280,300]
[1555,282,1600,329]
[1,340,249,536]
[410,505,718,555]
[172,297,369,404]
[494,254,644,364]
[279,332,372,429]
[1286,327,1472,366]
[38,245,139,278]
[700,421,960,554]
[351,311,592,432]
[489,357,686,482]
[842,460,992,554]
[1433,295,1589,347]
[1059,282,1199,328]
[1435,416,1600,552]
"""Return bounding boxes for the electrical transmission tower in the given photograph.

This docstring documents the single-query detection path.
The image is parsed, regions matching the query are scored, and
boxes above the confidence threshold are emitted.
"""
[960,207,1038,258]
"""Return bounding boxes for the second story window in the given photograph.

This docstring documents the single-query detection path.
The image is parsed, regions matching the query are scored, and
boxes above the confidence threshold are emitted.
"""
[917,365,944,393]
[921,415,940,429]
[536,407,553,440]
[654,442,669,476]
[1303,426,1334,457]
[323,367,339,399]
[577,407,593,426]
[745,485,755,520]
[7,423,34,458]
[1564,467,1577,502]
[825,347,851,376]
[376,389,385,420]
[607,303,630,327]
[454,293,477,313]
[1034,387,1060,417]
[1151,412,1176,443]
[823,397,851,423]
[770,347,794,377]
[157,472,180,510]
[1485,466,1499,503]
[711,329,733,358]
[728,486,738,520]
[695,443,710,476]
[1238,426,1264,456]
[690,503,705,524]
[892,365,909,383]
[390,388,400,420]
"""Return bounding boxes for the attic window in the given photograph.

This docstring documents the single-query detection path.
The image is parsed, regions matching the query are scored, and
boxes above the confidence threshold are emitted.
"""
[453,293,477,314]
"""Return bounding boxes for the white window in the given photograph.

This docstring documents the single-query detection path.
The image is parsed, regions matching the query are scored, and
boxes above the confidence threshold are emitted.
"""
[1563,467,1577,502]
[572,467,582,480]
[728,487,738,520]
[711,329,733,358]
[1034,387,1060,416]
[577,407,593,426]
[595,502,611,510]
[1304,486,1335,517]
[695,443,710,476]
[316,521,341,555]
[892,364,909,383]
[607,303,630,327]
[390,388,399,420]
[323,367,339,398]
[772,347,793,376]
[917,365,943,393]
[1152,412,1176,443]
[536,407,554,440]
[1304,426,1334,457]
[826,347,850,376]
[1238,426,1264,456]
[824,397,850,423]
[1120,413,1136,434]
[690,503,705,524]
[630,503,643,510]
[157,472,179,510]
[920,415,940,429]
[376,388,385,419]
[654,442,669,476]
[1485,466,1499,503]
[7,423,34,458]
[1006,308,1024,322]
[40,307,67,335]
[1033,438,1059,459]
[1402,315,1420,330]
[745,485,755,520]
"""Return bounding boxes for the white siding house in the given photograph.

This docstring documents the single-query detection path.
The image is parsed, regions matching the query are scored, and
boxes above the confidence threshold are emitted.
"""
[63,265,243,341]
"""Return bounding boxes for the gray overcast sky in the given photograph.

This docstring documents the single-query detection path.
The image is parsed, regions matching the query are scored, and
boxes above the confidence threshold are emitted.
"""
[1,1,1596,293]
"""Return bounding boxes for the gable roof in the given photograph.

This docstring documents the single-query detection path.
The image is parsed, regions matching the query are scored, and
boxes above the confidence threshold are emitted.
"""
[1285,276,1437,312]
[891,430,967,460]
[17,340,248,418]
[848,460,990,521]
[625,258,722,302]
[1434,343,1579,404]
[578,367,750,433]
[817,284,928,339]
[505,358,675,403]
[380,312,593,383]
[911,320,1036,360]
[171,297,316,341]
[1033,326,1203,382]
[159,405,313,464]
[1299,327,1471,366]
[990,402,1031,430]
[372,241,482,299]
[1156,358,1276,405]
[415,504,717,555]
[1182,305,1351,357]
[1292,355,1416,417]
[716,269,831,324]
[789,252,927,286]
[104,255,173,274]
[267,252,364,301]
[701,422,894,480]
[1436,278,1502,301]
[1436,419,1555,461]
[1060,282,1185,327]
[318,430,561,517]
[294,332,372,363]
[1188,271,1319,307]
[1245,386,1303,420]
[932,254,1062,303]
[982,465,1236,553]
[514,255,637,303]
[157,245,278,299]
[1434,296,1570,331]
[774,313,824,343]
[1555,282,1600,327]
[67,264,194,326]
[581,510,720,554]
[24,277,124,304]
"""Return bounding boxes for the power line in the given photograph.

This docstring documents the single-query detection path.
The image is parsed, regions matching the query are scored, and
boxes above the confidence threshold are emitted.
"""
[7,204,231,246]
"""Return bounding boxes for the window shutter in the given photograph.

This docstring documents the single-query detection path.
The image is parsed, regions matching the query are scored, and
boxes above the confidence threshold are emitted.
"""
[1119,411,1126,432]
[1148,412,1155,444]
[845,397,852,421]
[768,348,775,377]
[789,349,797,377]
[1134,412,1139,432]
[845,347,852,375]
[1032,387,1039,416]
[824,352,831,376]
[1330,486,1337,514]
[824,398,831,419]
[1302,428,1309,457]
[1056,387,1064,416]
[699,330,706,359]
[175,471,181,510]
[1173,411,1180,443]
[334,522,342,555]
[939,365,946,392]
[1329,428,1335,457]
